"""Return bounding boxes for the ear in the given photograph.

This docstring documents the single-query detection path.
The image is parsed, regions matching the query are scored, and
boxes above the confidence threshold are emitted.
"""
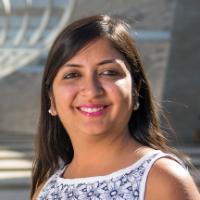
[132,80,141,108]
[132,86,140,111]
[49,93,57,116]
[132,89,139,104]
[137,80,142,94]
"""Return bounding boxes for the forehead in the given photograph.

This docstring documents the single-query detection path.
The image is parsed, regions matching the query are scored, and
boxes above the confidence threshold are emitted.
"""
[66,38,125,64]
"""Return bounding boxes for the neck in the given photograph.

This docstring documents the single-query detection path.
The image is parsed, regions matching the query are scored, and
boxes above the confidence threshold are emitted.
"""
[69,128,141,168]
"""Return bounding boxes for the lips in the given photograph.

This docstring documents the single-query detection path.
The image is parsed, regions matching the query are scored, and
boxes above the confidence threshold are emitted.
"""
[77,104,109,117]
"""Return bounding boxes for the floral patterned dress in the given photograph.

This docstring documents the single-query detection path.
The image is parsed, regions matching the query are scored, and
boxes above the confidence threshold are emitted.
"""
[37,150,184,200]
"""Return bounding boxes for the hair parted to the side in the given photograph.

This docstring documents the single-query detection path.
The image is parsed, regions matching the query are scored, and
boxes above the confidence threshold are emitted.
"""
[31,14,182,198]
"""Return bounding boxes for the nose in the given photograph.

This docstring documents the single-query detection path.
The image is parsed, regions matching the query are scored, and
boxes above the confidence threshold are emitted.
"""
[80,75,104,98]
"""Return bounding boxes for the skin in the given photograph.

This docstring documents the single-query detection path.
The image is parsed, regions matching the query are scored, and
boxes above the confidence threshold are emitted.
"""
[33,38,200,199]
[146,158,200,200]
[51,38,133,139]
[50,38,146,175]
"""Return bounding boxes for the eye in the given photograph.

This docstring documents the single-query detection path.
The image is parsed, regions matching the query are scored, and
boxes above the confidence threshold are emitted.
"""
[63,72,80,79]
[100,69,120,76]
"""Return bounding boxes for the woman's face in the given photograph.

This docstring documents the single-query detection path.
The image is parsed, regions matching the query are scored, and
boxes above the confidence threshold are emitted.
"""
[51,38,134,140]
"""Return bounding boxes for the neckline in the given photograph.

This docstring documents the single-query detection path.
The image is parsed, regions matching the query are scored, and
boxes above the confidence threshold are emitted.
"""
[57,150,161,184]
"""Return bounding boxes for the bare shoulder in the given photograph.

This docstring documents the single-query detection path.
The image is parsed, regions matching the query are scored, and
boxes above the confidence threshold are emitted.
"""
[145,157,200,200]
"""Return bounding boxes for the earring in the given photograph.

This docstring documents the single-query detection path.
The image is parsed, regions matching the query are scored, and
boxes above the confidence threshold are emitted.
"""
[133,102,140,111]
[48,109,53,115]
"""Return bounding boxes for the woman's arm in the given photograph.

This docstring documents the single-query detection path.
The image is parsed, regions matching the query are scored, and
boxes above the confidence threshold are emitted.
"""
[145,158,200,200]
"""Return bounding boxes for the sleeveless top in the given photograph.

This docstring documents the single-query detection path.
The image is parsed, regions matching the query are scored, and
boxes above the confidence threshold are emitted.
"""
[37,150,185,200]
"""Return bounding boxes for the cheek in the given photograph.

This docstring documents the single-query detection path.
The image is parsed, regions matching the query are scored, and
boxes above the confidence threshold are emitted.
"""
[116,78,132,101]
[53,84,78,108]
[105,78,132,105]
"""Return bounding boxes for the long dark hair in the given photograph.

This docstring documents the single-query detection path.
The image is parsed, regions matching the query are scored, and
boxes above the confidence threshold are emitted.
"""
[31,14,180,197]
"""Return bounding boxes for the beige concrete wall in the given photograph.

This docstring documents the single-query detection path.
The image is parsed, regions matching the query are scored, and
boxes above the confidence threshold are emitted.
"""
[0,0,176,134]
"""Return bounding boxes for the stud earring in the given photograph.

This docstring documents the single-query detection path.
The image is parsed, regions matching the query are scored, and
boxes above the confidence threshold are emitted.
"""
[133,102,140,111]
[48,108,57,116]
[48,109,53,115]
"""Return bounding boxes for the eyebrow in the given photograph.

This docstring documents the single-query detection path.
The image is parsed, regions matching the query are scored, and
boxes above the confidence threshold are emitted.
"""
[97,59,116,66]
[64,59,117,67]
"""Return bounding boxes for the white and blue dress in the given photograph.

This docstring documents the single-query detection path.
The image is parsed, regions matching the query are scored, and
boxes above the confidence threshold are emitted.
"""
[37,150,185,200]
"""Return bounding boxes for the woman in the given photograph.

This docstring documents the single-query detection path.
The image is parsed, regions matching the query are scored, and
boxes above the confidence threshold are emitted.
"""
[31,15,200,199]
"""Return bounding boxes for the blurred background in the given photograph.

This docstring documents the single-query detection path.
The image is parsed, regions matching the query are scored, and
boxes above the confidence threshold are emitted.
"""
[0,0,199,199]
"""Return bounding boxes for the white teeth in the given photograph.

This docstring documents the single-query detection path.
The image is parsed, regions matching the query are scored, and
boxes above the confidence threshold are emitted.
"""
[80,106,104,113]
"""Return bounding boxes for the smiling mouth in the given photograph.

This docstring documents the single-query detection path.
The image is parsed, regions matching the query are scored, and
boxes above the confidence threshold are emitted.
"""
[77,105,109,117]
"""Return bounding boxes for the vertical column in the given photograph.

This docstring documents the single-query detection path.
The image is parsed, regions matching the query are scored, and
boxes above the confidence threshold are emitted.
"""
[163,0,200,144]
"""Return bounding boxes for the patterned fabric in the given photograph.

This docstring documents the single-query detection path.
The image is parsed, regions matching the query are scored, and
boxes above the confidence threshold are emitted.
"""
[37,151,182,200]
